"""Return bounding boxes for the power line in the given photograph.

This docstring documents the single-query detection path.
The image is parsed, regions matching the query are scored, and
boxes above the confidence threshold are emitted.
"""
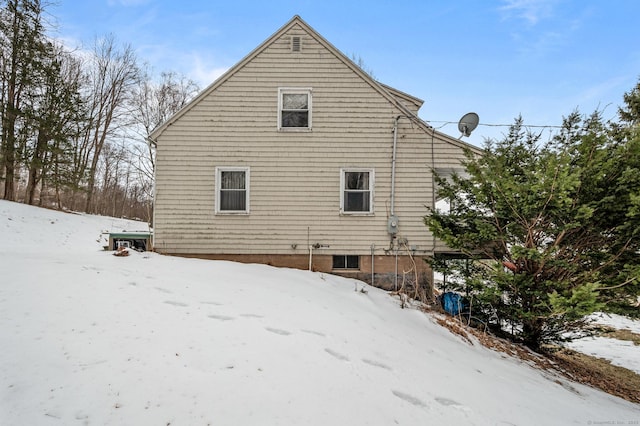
[479,123,563,129]
[428,120,564,129]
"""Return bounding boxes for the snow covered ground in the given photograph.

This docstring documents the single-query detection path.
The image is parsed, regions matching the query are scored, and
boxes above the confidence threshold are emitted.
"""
[566,312,640,375]
[1,199,639,425]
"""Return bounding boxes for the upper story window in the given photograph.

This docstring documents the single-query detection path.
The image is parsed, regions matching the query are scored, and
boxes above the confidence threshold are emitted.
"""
[216,167,250,214]
[340,168,374,214]
[278,87,312,130]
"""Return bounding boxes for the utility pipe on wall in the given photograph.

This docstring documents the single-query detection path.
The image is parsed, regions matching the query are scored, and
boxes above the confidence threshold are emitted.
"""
[390,115,400,216]
[387,116,401,239]
[370,243,375,287]
[308,226,312,271]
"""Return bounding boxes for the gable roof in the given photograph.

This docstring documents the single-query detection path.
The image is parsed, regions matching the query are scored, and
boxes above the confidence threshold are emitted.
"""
[149,15,481,154]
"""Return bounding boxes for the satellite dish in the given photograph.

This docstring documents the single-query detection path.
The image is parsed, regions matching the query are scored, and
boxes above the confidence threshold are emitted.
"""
[457,112,479,138]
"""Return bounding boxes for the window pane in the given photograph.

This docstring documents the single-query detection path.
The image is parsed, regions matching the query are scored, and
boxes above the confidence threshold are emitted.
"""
[219,170,247,211]
[282,111,308,127]
[344,191,370,212]
[221,171,245,190]
[345,172,369,190]
[283,93,308,109]
[220,190,246,211]
[346,255,359,269]
[332,255,346,269]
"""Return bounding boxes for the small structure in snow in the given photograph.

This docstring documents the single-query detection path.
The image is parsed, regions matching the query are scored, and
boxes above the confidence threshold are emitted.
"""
[107,231,152,252]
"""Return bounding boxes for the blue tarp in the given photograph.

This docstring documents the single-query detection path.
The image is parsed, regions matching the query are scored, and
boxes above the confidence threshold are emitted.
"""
[441,292,466,316]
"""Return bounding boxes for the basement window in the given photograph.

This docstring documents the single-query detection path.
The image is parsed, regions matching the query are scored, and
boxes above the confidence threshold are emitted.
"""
[333,255,360,270]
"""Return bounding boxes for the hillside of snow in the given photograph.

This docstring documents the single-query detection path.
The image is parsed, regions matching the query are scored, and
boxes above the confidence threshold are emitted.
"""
[1,199,638,425]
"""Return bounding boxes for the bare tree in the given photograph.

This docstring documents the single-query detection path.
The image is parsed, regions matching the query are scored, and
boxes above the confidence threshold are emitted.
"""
[1,3,194,219]
[130,70,199,178]
[82,34,140,213]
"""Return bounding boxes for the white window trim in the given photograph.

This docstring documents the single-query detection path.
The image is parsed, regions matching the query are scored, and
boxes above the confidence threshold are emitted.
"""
[215,166,250,215]
[278,87,312,131]
[340,168,374,215]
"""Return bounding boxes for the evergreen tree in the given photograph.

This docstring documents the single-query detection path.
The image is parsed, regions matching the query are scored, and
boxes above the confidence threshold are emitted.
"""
[425,82,640,349]
[24,43,85,205]
[0,0,48,200]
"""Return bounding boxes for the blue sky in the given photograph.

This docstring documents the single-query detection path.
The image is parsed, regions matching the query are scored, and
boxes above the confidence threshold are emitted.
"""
[51,0,640,146]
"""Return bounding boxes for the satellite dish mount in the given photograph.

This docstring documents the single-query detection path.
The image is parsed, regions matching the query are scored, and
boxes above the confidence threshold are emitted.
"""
[457,112,479,139]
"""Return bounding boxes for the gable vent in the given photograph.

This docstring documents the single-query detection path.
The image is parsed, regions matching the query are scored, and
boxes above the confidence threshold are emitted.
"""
[291,36,301,52]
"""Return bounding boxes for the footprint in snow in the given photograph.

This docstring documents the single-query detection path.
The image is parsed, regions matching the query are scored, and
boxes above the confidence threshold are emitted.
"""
[164,301,188,307]
[435,396,472,413]
[240,313,264,318]
[74,411,89,420]
[362,358,392,370]
[155,287,172,294]
[265,327,291,336]
[435,397,461,406]
[301,329,326,337]
[208,314,234,321]
[324,348,349,361]
[392,390,427,408]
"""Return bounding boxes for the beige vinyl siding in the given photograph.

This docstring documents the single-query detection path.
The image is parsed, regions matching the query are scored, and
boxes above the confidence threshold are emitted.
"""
[154,23,469,257]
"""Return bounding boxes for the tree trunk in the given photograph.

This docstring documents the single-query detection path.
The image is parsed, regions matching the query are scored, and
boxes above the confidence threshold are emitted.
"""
[2,149,16,200]
[26,127,48,204]
[522,318,543,352]
[2,58,18,201]
[38,171,46,206]
[1,2,19,201]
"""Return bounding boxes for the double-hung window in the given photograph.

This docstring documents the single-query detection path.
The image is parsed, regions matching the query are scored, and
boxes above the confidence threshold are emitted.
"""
[340,168,374,214]
[216,167,250,214]
[278,88,312,130]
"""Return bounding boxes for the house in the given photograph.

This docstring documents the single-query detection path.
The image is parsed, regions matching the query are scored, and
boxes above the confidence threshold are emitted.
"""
[150,15,480,290]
